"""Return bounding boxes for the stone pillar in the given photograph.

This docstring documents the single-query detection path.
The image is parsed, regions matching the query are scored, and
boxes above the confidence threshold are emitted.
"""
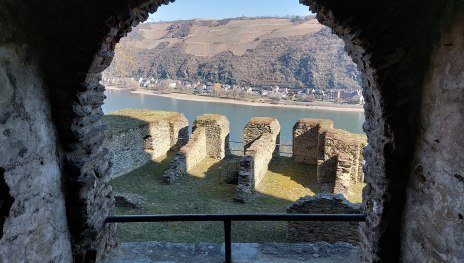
[234,118,280,203]
[169,115,190,150]
[286,194,361,244]
[193,114,229,159]
[163,127,207,183]
[292,119,334,164]
[334,154,353,195]
[317,157,337,193]
[243,117,281,151]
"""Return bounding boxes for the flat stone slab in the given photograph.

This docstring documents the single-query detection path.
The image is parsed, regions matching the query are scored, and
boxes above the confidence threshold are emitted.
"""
[99,242,360,263]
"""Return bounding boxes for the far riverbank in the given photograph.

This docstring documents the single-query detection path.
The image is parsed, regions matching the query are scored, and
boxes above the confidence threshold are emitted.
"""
[105,86,364,113]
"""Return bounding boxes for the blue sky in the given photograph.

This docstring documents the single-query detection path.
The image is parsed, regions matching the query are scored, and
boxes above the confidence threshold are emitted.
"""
[147,0,312,22]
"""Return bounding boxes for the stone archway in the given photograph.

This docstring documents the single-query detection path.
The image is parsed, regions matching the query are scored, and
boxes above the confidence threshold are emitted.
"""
[1,0,463,262]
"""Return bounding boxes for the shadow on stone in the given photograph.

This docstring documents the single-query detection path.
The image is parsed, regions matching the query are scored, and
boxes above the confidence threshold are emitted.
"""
[0,167,14,239]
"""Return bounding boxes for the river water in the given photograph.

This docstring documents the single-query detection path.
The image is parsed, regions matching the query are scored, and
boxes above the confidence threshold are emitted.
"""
[103,89,365,143]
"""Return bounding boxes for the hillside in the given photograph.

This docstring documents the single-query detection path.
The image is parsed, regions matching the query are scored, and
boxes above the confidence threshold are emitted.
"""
[105,17,361,90]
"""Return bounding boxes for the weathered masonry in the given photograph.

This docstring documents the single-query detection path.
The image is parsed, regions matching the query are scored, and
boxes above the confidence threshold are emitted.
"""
[103,109,188,178]
[318,129,366,194]
[193,114,230,159]
[292,118,366,195]
[1,0,463,262]
[286,194,361,244]
[293,119,334,164]
[234,117,280,202]
[163,114,229,183]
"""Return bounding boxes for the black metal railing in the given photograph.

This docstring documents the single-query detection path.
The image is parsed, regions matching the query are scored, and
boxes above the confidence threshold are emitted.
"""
[105,213,366,263]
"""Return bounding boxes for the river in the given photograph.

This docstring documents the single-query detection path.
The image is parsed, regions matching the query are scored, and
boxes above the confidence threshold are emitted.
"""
[103,89,365,143]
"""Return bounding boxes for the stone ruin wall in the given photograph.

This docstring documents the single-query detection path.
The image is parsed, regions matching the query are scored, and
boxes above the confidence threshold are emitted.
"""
[234,117,280,202]
[293,119,334,164]
[102,110,188,178]
[400,12,464,262]
[0,47,73,262]
[243,117,281,157]
[286,194,361,244]
[163,114,229,183]
[1,0,462,261]
[319,129,366,195]
[193,114,230,159]
[163,127,207,183]
[292,118,366,196]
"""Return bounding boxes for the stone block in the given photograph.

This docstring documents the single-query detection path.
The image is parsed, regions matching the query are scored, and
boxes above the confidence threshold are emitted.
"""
[102,109,188,178]
[292,119,333,164]
[243,117,281,152]
[234,118,280,202]
[163,127,207,183]
[193,114,229,159]
[286,194,361,244]
[316,128,367,195]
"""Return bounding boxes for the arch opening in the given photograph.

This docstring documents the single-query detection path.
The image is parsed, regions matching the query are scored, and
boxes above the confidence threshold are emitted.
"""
[98,0,370,260]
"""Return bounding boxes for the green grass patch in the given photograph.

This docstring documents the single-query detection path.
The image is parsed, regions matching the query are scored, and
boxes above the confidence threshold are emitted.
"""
[111,155,364,243]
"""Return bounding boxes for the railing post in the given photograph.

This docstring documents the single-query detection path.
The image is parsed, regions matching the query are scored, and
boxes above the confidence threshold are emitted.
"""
[224,220,232,263]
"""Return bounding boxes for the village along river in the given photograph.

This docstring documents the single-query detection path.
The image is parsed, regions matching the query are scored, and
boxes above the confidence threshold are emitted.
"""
[103,89,365,144]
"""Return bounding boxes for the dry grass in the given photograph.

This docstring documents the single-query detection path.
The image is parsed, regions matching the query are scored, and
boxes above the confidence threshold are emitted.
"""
[111,155,364,243]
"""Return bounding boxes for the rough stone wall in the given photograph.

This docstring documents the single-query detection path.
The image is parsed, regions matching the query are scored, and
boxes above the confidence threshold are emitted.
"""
[193,114,229,159]
[0,47,73,262]
[300,0,461,261]
[103,110,188,178]
[317,157,338,193]
[317,129,366,195]
[163,127,207,183]
[234,118,280,202]
[1,0,462,261]
[243,117,281,155]
[286,194,360,244]
[292,118,366,195]
[0,0,177,261]
[400,8,464,262]
[103,122,166,177]
[293,119,334,164]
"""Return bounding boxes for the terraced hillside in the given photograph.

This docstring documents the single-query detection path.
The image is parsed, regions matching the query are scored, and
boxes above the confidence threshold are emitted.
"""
[106,17,361,89]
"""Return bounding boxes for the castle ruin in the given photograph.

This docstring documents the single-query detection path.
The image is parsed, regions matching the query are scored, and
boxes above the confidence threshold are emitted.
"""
[163,114,230,183]
[293,118,367,196]
[234,117,281,202]
[103,109,188,178]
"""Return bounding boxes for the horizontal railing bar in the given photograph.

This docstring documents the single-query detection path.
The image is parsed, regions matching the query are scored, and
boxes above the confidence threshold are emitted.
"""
[105,214,366,223]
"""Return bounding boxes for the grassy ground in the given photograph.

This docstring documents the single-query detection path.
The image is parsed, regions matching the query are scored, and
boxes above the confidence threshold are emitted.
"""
[111,154,364,243]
